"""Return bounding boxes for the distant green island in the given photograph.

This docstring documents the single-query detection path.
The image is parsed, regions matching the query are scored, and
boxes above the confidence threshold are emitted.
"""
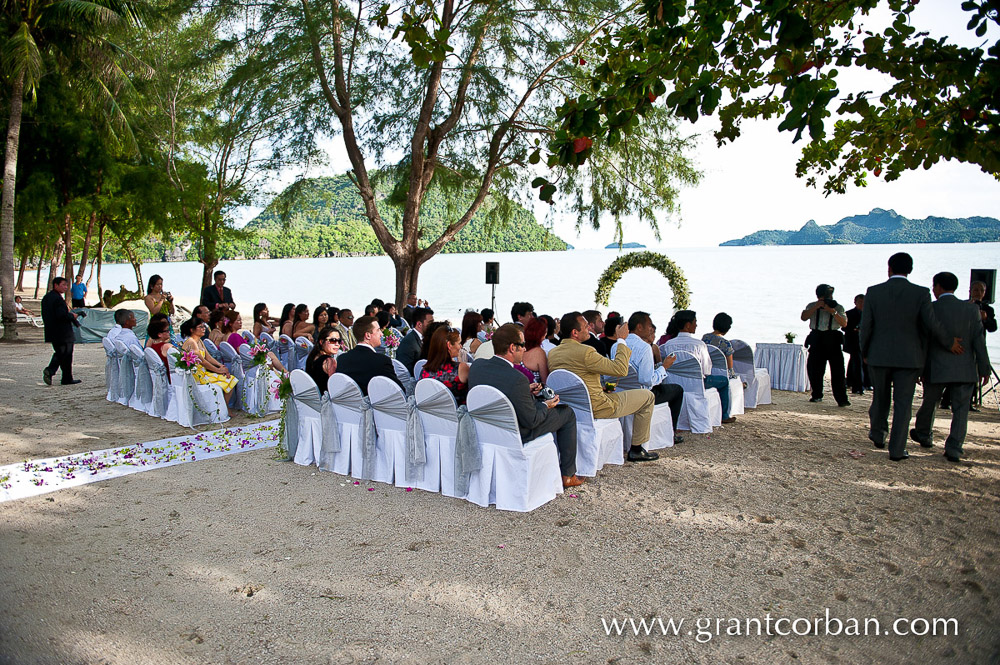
[720,209,1000,246]
[606,242,647,249]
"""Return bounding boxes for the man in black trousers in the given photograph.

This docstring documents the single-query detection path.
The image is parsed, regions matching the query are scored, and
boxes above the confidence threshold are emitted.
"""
[41,277,81,385]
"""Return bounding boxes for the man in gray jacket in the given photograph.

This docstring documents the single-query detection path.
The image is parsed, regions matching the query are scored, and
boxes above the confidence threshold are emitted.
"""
[860,253,962,461]
[910,272,991,462]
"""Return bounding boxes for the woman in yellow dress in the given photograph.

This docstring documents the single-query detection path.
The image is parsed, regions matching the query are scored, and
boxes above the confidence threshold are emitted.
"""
[180,318,238,415]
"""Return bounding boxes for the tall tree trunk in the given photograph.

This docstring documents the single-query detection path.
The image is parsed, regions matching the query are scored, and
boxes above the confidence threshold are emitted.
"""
[96,221,105,306]
[15,252,26,291]
[48,238,65,294]
[392,253,426,308]
[122,242,144,297]
[199,214,218,290]
[77,210,97,280]
[62,213,74,281]
[0,71,24,341]
[34,245,47,299]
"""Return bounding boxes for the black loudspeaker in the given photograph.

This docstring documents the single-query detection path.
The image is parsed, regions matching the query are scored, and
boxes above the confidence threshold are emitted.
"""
[485,262,500,285]
[970,269,996,303]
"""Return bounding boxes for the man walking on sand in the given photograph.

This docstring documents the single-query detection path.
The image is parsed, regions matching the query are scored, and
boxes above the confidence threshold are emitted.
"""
[41,277,81,386]
[860,253,962,461]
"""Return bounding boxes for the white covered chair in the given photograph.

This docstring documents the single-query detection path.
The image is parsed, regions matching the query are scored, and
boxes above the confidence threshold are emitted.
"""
[392,358,416,397]
[288,370,324,467]
[102,337,120,402]
[128,345,154,413]
[612,365,674,451]
[241,330,256,345]
[368,376,417,485]
[113,340,135,406]
[144,347,173,419]
[168,350,229,428]
[662,349,722,434]
[219,341,244,411]
[260,332,278,357]
[465,385,563,512]
[413,358,427,381]
[707,345,745,417]
[545,369,624,476]
[202,338,224,363]
[412,378,457,495]
[731,339,772,408]
[294,336,313,371]
[277,334,295,371]
[238,346,281,416]
[322,373,366,476]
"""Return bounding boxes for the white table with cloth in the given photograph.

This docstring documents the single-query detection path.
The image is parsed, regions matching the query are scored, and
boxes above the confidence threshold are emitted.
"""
[754,343,810,392]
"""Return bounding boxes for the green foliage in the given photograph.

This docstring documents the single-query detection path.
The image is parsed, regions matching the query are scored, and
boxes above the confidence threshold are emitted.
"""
[594,250,690,310]
[720,208,1000,246]
[538,1,1000,199]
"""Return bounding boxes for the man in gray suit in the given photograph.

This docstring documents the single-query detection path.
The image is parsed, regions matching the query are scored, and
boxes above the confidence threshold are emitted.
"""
[860,252,963,461]
[397,306,433,373]
[468,323,583,488]
[910,272,991,462]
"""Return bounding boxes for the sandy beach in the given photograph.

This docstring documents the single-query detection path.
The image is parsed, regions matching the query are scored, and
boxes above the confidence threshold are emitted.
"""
[1,340,999,664]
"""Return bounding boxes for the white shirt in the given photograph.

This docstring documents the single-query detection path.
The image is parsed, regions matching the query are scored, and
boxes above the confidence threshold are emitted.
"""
[661,332,711,377]
[613,333,666,388]
[107,325,140,350]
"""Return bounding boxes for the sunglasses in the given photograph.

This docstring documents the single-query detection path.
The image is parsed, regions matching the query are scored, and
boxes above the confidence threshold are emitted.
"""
[325,338,342,344]
[512,342,526,348]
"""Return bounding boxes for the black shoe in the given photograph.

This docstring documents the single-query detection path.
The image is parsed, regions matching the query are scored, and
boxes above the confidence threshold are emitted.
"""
[627,448,660,462]
[42,368,52,386]
[869,434,885,449]
[837,400,851,407]
[809,396,823,403]
[722,416,737,424]
[944,453,961,463]
[890,452,910,461]
[61,379,81,385]
[909,428,933,448]
[673,434,684,445]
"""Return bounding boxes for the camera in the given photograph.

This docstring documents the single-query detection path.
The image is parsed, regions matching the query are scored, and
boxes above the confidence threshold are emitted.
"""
[823,297,839,309]
[536,386,556,400]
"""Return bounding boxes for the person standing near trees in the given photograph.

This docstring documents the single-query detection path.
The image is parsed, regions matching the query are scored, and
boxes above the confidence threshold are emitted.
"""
[70,275,87,308]
[41,277,80,385]
[201,270,234,311]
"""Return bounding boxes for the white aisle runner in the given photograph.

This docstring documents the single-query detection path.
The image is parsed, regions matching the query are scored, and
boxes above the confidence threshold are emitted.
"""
[0,420,279,503]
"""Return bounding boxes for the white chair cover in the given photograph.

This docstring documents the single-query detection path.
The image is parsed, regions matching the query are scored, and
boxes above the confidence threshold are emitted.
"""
[294,336,312,371]
[392,358,416,397]
[413,379,457,496]
[241,330,256,344]
[113,340,134,406]
[369,376,423,486]
[289,370,324,467]
[220,341,243,411]
[320,374,366,476]
[102,337,120,402]
[613,366,674,451]
[707,345,745,417]
[260,332,278,356]
[754,342,809,392]
[413,358,427,381]
[466,385,563,512]
[545,370,624,476]
[278,334,295,371]
[202,338,224,363]
[144,347,172,419]
[128,345,153,413]
[169,350,229,428]
[239,347,281,416]
[731,339,772,407]
[662,349,722,434]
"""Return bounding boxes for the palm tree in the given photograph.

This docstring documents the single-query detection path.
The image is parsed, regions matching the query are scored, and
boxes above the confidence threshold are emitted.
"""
[0,0,147,340]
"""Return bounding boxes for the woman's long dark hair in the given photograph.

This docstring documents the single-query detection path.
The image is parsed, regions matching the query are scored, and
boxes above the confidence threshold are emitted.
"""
[147,274,163,293]
[460,311,482,345]
[420,321,449,360]
[277,303,295,333]
[424,327,459,373]
[306,325,339,378]
[253,303,268,326]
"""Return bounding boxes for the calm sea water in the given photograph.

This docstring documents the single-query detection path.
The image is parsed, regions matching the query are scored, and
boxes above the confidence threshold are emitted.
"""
[49,243,1000,362]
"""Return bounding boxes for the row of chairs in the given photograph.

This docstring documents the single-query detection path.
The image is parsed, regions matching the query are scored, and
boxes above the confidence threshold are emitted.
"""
[286,367,676,512]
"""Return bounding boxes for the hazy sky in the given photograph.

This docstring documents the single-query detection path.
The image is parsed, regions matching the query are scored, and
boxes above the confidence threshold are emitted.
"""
[242,3,999,249]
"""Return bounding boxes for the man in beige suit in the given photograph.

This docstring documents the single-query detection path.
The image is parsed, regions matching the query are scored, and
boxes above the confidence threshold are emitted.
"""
[548,312,658,461]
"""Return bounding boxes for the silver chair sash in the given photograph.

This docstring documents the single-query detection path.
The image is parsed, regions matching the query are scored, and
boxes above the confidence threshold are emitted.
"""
[239,350,270,417]
[105,349,120,398]
[284,383,321,461]
[360,397,376,481]
[666,355,703,379]
[454,398,517,495]
[318,393,341,468]
[203,340,223,362]
[549,380,591,415]
[147,360,169,416]
[119,353,136,402]
[133,354,153,405]
[372,391,425,483]
[416,388,459,422]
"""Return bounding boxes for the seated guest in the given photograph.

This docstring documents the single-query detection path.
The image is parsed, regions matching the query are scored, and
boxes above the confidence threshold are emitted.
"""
[522,317,550,384]
[461,311,484,356]
[180,317,238,414]
[702,312,736,378]
[582,310,608,357]
[420,321,449,361]
[511,302,535,327]
[657,313,681,346]
[480,308,496,337]
[375,311,403,354]
[222,310,247,350]
[539,314,559,353]
[397,306,433,373]
[420,327,470,404]
[15,295,36,317]
[306,326,342,392]
[364,303,378,316]
[619,311,684,439]
[601,315,622,357]
[334,315,401,396]
[312,306,330,343]
[145,317,174,381]
[290,304,314,339]
[107,309,141,349]
[338,308,356,349]
[548,312,658,462]
[468,323,583,488]
[276,303,295,337]
[253,303,277,338]
[386,303,407,331]
[661,310,735,424]
[208,309,227,345]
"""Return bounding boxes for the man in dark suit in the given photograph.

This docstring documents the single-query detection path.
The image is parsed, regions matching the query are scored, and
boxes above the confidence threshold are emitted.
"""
[41,277,81,385]
[860,252,962,461]
[843,294,870,394]
[582,310,608,357]
[397,306,433,373]
[910,272,991,462]
[334,316,402,396]
[468,323,583,488]
[200,270,235,311]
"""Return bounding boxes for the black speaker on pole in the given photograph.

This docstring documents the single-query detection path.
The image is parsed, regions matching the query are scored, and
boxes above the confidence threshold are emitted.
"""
[485,262,500,285]
[970,268,996,303]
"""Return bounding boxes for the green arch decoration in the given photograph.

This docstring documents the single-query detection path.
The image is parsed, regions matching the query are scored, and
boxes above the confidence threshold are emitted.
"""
[594,251,691,310]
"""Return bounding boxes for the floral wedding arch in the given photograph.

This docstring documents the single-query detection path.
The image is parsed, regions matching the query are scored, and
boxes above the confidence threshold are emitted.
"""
[594,251,691,310]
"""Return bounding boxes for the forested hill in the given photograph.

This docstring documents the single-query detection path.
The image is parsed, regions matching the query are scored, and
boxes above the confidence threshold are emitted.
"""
[228,175,568,258]
[720,209,1000,246]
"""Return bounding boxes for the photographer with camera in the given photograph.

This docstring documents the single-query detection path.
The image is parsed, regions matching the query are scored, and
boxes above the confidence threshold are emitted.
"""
[801,284,850,406]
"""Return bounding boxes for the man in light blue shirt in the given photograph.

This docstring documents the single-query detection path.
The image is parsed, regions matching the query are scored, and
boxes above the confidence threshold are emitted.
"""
[612,311,685,439]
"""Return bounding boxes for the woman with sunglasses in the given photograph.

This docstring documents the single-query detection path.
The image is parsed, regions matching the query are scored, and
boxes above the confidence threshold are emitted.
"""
[305,326,342,392]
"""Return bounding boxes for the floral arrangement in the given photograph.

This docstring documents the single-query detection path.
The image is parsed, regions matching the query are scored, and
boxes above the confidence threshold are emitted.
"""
[785,332,797,343]
[175,350,201,372]
[382,327,401,349]
[594,250,690,310]
[274,373,294,458]
[483,330,494,341]
[249,343,269,367]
